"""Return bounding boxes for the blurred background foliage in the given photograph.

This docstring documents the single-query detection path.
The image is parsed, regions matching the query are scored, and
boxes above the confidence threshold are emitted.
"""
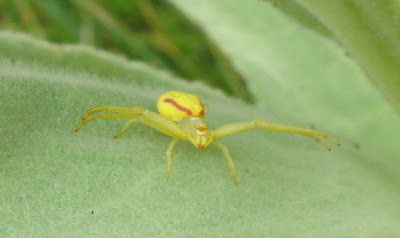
[0,0,254,102]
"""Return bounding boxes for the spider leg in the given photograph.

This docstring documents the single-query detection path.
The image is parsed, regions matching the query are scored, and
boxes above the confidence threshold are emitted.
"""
[213,140,238,185]
[75,112,133,132]
[139,110,186,138]
[114,119,139,138]
[81,106,137,118]
[213,119,339,150]
[76,106,186,139]
[166,138,179,181]
[296,132,331,150]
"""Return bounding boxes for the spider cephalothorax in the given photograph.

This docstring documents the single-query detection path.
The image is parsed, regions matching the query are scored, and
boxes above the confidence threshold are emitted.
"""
[177,117,213,149]
[75,91,339,185]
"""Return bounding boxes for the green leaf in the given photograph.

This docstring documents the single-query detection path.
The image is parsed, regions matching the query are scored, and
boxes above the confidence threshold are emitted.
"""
[1,0,400,235]
[296,0,400,116]
[264,0,400,116]
[263,0,334,38]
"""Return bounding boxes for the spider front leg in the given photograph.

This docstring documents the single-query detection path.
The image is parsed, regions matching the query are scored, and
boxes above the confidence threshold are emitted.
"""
[213,119,340,150]
[75,106,186,138]
[75,106,144,132]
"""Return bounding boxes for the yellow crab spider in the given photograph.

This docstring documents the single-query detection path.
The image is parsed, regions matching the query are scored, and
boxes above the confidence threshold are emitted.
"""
[75,90,339,185]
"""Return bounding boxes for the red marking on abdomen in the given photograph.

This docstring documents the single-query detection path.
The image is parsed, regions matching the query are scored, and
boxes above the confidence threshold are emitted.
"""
[200,109,204,116]
[163,98,193,115]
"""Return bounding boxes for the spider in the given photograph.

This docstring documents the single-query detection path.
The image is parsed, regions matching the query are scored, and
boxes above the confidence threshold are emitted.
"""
[75,91,339,185]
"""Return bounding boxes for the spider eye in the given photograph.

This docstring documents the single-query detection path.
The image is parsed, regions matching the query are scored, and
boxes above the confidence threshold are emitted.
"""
[195,125,208,131]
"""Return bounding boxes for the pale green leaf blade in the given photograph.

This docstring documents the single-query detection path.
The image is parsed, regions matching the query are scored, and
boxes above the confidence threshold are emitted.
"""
[1,27,400,238]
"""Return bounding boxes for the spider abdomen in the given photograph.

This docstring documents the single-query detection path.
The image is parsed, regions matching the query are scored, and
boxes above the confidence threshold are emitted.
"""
[157,91,205,122]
